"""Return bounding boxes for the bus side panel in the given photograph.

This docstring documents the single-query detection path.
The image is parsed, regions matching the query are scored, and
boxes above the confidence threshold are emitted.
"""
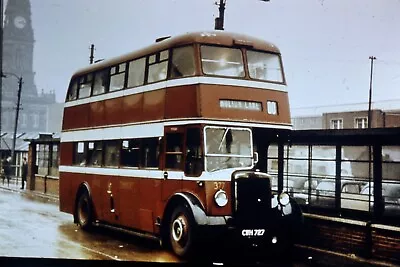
[153,179,184,234]
[90,173,106,222]
[89,101,106,127]
[105,97,123,126]
[138,178,163,233]
[122,93,143,124]
[98,175,120,224]
[118,177,141,230]
[181,179,207,210]
[59,142,74,214]
[59,171,73,214]
[142,89,165,122]
[62,104,90,130]
[60,142,73,166]
[198,84,291,124]
[165,85,199,118]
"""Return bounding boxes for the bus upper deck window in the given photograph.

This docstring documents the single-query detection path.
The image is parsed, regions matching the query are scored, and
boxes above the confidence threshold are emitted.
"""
[148,50,169,84]
[93,69,109,96]
[67,79,78,101]
[170,46,195,79]
[78,74,93,99]
[127,57,145,88]
[201,46,244,78]
[247,51,283,83]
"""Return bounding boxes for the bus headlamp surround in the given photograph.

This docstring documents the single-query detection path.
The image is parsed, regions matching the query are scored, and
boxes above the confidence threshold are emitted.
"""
[214,190,228,207]
[278,192,290,206]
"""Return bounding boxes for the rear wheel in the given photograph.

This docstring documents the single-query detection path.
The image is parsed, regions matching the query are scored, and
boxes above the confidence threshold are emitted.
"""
[169,205,196,257]
[76,191,93,230]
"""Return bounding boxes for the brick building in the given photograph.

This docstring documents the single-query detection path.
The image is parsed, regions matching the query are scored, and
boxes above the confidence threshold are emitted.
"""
[292,109,400,130]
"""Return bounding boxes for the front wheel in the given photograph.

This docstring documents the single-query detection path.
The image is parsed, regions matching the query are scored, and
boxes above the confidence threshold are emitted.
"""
[169,205,196,257]
[76,191,93,230]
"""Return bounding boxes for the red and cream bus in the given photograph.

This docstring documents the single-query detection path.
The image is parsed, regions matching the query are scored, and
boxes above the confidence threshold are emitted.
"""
[59,31,302,257]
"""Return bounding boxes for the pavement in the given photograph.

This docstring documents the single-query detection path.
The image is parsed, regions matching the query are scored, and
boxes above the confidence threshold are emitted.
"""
[0,177,399,267]
[0,177,59,204]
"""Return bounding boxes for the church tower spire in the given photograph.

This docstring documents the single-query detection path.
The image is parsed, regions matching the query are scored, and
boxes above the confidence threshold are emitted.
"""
[1,0,54,134]
[3,0,37,97]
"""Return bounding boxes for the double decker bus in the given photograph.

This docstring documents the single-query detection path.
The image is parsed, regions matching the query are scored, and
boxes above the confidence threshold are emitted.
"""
[59,31,303,257]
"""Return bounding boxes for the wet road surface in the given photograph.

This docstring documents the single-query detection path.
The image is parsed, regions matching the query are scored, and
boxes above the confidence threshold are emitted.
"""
[0,188,314,266]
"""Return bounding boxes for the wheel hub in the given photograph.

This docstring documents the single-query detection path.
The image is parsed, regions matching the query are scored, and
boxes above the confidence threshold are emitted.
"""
[172,217,186,242]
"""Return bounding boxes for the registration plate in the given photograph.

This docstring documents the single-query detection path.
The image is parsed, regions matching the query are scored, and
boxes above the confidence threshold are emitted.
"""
[241,229,265,237]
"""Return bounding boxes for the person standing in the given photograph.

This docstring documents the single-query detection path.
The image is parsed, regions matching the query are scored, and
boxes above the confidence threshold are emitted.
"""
[1,157,6,185]
[3,156,11,187]
[21,157,28,190]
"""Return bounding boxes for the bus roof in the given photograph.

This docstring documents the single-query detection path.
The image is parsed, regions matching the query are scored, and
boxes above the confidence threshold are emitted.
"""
[71,31,281,78]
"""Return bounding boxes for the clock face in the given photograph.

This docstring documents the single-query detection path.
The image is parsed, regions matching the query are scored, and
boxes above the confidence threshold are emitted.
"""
[14,16,26,29]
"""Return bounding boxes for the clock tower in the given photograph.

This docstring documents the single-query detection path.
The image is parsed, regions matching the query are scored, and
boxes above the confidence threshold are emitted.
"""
[2,0,55,133]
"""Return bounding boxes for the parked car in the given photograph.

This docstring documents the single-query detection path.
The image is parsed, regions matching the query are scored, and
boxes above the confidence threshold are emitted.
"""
[311,179,366,208]
[292,177,322,205]
[360,182,400,216]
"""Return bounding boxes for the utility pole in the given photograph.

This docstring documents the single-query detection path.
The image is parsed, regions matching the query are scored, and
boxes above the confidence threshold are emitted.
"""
[367,56,376,214]
[215,0,226,30]
[11,76,22,165]
[214,0,270,31]
[89,44,95,64]
[368,56,376,128]
[0,0,4,149]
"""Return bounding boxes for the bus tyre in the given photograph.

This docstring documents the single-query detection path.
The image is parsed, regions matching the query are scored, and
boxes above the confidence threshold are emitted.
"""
[76,191,93,230]
[169,205,196,258]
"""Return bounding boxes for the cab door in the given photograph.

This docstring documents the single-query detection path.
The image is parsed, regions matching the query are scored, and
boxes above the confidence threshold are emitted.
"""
[162,126,185,201]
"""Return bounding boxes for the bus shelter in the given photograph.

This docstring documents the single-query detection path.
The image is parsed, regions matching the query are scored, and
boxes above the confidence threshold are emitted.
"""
[25,133,60,195]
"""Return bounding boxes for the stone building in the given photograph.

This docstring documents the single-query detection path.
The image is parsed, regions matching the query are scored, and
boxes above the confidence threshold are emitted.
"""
[1,0,56,134]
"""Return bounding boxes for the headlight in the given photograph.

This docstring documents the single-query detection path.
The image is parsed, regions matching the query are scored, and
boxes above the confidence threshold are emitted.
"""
[278,192,290,206]
[214,190,228,207]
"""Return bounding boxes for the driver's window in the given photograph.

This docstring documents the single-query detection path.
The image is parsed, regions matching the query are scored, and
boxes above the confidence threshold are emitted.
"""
[185,128,203,176]
[165,133,183,170]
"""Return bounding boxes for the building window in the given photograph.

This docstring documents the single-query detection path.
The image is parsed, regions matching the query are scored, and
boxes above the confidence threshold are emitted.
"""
[355,117,368,129]
[32,114,40,129]
[330,119,343,129]
[21,113,27,128]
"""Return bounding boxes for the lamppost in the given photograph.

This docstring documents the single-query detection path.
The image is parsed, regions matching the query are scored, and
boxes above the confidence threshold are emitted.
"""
[1,72,23,165]
[368,56,376,128]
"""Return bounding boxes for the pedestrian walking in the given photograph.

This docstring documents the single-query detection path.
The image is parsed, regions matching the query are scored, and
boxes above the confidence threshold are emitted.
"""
[3,156,11,187]
[21,157,28,190]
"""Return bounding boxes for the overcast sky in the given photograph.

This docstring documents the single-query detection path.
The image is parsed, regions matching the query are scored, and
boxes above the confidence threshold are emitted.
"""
[25,0,400,115]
